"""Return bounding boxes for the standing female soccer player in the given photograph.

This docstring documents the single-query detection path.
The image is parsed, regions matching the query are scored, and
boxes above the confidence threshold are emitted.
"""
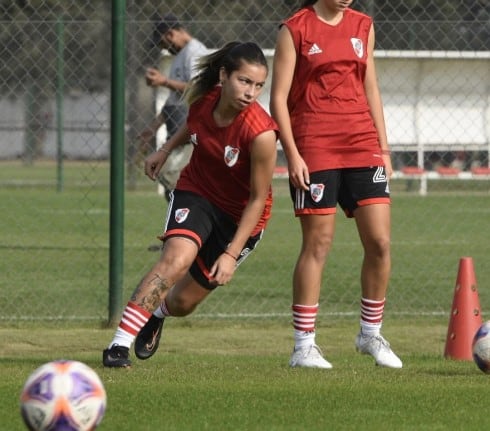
[270,0,402,368]
[103,42,278,367]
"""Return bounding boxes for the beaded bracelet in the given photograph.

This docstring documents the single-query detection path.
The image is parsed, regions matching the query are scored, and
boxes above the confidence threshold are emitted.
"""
[159,146,171,154]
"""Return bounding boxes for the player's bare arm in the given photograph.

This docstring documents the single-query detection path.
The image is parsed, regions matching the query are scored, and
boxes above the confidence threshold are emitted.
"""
[210,130,277,285]
[270,26,310,190]
[364,24,392,177]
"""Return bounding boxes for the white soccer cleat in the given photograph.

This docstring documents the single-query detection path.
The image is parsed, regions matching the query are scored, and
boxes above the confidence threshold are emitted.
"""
[289,344,333,369]
[355,332,403,368]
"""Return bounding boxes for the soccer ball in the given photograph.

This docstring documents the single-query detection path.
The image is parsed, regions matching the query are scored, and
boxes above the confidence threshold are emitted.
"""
[20,360,106,431]
[472,321,490,374]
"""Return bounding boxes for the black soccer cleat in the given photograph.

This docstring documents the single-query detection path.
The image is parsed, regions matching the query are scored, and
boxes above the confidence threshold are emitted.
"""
[134,315,165,360]
[103,345,132,368]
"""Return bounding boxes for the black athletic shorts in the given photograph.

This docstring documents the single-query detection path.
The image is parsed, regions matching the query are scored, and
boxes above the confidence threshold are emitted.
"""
[289,166,390,217]
[161,190,263,289]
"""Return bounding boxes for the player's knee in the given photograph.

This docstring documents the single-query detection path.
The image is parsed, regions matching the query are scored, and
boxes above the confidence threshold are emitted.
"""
[303,233,334,261]
[156,253,189,280]
[366,236,391,259]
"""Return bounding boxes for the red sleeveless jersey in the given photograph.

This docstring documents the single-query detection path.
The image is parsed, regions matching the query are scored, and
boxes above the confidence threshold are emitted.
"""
[176,86,279,234]
[284,7,383,171]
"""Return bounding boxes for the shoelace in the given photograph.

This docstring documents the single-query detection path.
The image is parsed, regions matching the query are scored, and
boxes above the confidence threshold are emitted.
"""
[111,346,128,357]
[361,335,390,352]
[304,344,323,358]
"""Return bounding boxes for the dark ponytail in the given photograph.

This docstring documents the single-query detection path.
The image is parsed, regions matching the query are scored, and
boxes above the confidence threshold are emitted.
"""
[184,41,268,105]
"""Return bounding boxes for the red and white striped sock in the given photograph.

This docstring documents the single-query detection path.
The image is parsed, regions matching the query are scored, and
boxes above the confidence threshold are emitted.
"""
[109,301,152,349]
[292,304,318,349]
[360,297,385,336]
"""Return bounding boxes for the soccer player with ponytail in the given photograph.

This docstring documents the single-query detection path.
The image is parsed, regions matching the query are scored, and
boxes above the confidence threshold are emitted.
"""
[103,42,278,367]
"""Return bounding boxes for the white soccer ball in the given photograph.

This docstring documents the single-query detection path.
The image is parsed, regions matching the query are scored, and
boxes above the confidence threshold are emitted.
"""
[472,321,490,374]
[20,360,106,431]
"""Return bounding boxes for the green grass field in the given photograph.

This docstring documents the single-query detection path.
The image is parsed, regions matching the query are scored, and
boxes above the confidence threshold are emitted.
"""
[1,160,490,430]
[2,320,490,430]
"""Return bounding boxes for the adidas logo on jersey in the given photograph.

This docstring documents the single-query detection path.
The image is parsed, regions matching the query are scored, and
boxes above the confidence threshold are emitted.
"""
[308,43,322,55]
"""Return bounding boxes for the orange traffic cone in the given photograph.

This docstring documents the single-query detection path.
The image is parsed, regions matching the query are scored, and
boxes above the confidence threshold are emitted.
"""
[444,257,482,360]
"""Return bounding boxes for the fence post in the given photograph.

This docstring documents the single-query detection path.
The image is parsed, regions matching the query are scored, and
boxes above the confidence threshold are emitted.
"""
[108,0,126,326]
[56,16,65,192]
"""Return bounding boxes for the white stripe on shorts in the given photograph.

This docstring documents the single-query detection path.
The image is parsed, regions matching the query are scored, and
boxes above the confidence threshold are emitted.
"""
[295,188,305,210]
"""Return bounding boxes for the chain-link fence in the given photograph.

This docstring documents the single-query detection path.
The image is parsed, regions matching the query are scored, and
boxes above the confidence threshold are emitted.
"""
[1,1,489,325]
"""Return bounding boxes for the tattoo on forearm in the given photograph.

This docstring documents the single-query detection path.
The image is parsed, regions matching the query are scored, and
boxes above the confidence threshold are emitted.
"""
[131,273,171,310]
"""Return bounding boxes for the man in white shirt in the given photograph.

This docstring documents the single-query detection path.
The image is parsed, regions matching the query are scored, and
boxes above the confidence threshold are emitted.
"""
[139,13,207,202]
